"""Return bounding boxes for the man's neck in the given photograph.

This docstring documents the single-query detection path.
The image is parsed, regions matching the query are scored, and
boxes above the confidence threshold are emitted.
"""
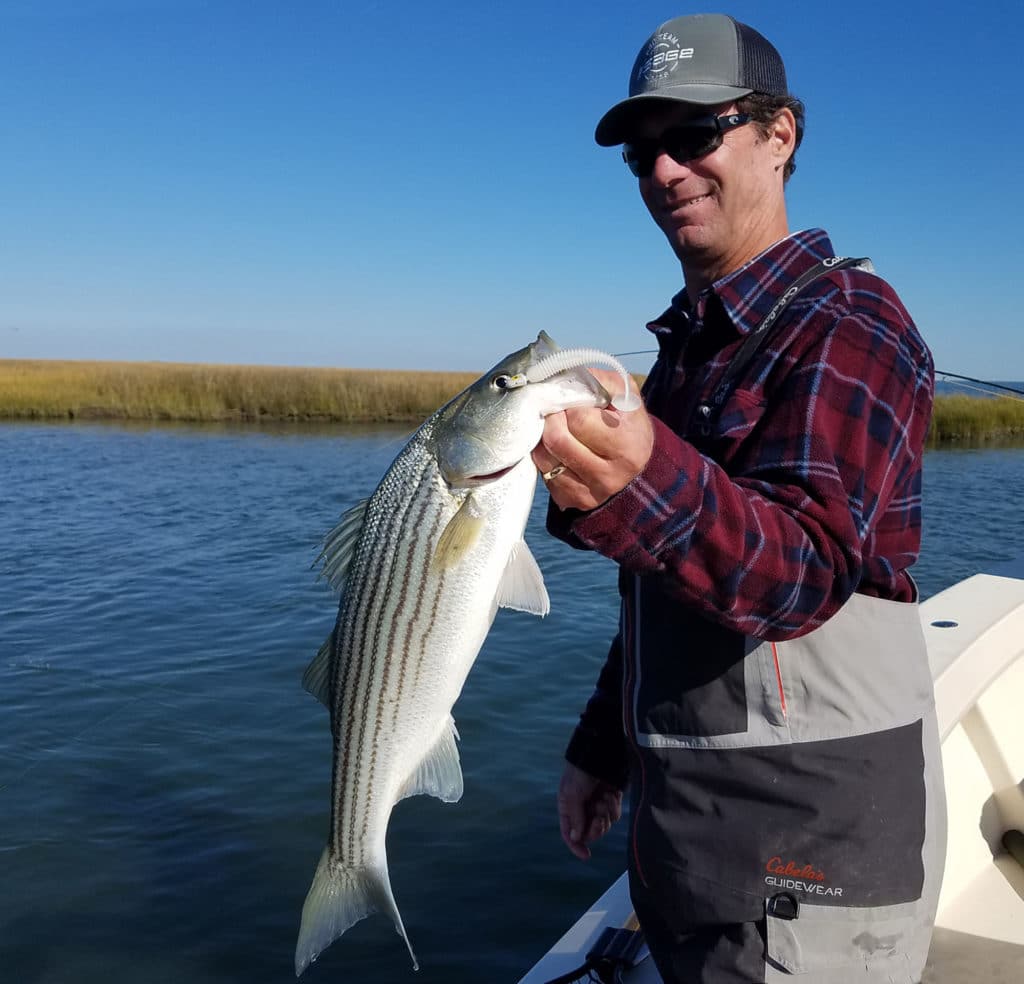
[682,216,791,304]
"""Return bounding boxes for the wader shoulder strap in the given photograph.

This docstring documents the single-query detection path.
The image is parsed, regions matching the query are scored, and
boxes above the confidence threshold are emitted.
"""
[694,256,872,437]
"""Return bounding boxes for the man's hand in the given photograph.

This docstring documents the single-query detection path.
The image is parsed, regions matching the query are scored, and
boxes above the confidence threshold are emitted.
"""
[558,762,624,860]
[532,369,653,512]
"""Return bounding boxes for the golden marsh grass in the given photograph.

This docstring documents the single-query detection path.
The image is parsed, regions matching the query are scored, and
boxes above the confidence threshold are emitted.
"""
[0,359,477,424]
[925,393,1024,445]
[1,360,1022,444]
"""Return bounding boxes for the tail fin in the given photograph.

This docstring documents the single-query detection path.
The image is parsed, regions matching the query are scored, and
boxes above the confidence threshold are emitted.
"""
[294,847,418,976]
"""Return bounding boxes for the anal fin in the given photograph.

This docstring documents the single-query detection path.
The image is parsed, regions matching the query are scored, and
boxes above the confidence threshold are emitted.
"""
[398,716,463,804]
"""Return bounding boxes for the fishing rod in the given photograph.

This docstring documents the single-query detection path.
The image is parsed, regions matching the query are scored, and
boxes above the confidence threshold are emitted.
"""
[613,352,1024,402]
[934,372,1024,400]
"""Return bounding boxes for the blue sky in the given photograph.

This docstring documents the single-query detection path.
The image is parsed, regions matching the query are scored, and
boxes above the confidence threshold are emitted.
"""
[1,0,1021,378]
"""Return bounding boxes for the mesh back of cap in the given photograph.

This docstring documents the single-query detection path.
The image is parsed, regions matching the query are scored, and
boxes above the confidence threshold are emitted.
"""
[734,20,788,96]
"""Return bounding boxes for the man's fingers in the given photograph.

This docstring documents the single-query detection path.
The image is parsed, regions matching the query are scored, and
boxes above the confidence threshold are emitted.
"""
[558,789,588,851]
[531,442,561,477]
[559,808,592,859]
[557,764,619,860]
[599,788,624,824]
[584,790,622,844]
[539,409,603,474]
[585,813,611,843]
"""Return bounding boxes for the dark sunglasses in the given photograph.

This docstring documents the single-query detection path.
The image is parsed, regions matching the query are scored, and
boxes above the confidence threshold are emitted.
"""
[622,113,751,178]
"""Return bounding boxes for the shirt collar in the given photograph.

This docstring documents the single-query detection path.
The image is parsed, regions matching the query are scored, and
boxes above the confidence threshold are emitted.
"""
[647,228,836,340]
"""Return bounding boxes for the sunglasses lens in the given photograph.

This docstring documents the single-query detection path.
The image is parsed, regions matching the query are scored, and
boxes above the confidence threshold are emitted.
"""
[623,123,722,177]
[623,142,656,177]
[667,127,720,162]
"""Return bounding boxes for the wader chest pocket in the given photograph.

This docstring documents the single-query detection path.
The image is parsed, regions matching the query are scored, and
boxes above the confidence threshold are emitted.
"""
[634,582,750,738]
[765,900,919,979]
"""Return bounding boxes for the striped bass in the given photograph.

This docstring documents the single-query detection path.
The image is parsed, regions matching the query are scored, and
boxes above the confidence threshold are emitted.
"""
[294,332,639,975]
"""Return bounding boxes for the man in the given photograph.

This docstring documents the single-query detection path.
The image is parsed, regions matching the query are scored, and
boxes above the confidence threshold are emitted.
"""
[532,13,944,984]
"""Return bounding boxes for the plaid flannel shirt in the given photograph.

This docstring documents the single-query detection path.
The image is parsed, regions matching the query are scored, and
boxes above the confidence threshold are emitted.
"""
[552,227,933,633]
[553,229,934,785]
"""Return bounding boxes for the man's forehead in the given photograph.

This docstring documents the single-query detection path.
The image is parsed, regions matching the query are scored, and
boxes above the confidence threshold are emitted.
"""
[624,101,735,141]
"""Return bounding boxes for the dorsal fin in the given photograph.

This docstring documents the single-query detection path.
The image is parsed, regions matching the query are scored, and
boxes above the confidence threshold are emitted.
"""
[314,498,369,592]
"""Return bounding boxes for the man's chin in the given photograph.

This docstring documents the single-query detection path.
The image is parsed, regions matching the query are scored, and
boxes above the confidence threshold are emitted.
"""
[665,229,714,262]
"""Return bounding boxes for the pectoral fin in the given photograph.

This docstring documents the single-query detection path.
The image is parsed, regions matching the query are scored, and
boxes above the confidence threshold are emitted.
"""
[433,496,484,570]
[496,540,550,616]
[397,716,463,804]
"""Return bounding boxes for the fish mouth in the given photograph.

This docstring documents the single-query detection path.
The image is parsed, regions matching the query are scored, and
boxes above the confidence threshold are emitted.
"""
[466,464,515,483]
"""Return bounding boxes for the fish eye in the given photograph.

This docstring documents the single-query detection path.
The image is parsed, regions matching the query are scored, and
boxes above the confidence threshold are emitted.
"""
[490,372,527,392]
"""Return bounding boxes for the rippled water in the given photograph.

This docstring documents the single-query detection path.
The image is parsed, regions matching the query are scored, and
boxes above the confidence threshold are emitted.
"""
[2,422,1022,983]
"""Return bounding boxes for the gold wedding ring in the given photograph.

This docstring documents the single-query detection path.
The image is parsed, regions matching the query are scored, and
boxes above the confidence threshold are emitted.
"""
[542,464,566,481]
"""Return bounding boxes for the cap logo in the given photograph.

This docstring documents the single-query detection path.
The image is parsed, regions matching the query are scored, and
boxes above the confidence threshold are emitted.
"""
[636,31,694,86]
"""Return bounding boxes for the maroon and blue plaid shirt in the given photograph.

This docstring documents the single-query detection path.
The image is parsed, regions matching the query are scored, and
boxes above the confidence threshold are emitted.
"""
[551,227,934,642]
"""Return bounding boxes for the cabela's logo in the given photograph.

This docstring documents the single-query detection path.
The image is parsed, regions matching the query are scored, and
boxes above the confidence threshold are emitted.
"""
[635,31,694,84]
[763,855,843,897]
[764,856,826,882]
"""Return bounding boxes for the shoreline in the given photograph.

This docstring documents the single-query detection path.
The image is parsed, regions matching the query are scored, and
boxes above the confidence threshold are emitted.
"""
[2,359,1022,445]
[0,358,477,426]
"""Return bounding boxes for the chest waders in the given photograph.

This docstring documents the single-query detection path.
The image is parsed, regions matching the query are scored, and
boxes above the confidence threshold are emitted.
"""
[626,259,946,982]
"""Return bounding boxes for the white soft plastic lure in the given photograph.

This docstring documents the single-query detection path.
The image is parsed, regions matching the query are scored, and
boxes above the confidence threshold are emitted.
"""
[495,346,641,412]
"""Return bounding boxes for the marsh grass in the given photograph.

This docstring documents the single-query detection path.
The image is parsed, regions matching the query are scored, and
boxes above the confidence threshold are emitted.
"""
[2,360,1023,444]
[0,360,477,424]
[926,393,1024,446]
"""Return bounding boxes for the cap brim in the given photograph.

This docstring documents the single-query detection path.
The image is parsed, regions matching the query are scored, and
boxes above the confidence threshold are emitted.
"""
[594,85,753,146]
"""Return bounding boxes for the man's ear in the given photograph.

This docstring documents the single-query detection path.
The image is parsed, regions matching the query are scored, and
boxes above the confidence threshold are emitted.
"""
[769,107,797,173]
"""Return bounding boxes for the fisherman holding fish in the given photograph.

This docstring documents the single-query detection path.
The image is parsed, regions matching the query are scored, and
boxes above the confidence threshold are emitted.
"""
[533,13,943,984]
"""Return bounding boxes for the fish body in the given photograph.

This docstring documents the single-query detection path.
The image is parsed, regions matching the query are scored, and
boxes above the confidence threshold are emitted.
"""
[295,333,615,974]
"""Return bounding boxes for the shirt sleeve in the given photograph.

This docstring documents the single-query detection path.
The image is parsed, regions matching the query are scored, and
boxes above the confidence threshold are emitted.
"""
[545,496,592,550]
[564,630,630,789]
[556,296,934,640]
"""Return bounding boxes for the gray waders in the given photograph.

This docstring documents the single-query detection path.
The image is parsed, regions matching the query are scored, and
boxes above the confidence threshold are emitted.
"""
[624,580,946,983]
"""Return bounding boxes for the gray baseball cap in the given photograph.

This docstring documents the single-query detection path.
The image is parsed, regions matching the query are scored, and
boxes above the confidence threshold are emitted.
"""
[595,13,789,146]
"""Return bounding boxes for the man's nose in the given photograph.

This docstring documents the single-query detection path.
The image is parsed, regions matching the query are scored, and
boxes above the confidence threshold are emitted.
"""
[648,149,692,184]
